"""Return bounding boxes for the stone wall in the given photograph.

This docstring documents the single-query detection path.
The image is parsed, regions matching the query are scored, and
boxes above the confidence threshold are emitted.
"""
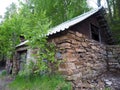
[49,30,107,89]
[106,45,120,71]
[13,29,120,89]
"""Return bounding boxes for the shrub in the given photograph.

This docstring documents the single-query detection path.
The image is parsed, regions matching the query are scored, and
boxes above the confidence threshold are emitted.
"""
[1,70,7,76]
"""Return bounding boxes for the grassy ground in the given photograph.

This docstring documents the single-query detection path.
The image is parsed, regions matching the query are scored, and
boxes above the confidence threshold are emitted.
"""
[9,74,72,90]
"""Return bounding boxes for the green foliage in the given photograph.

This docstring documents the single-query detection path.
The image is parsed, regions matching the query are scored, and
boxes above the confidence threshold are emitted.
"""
[105,87,111,90]
[18,3,54,74]
[9,74,72,90]
[106,0,120,44]
[0,3,23,60]
[29,0,89,27]
[0,70,7,76]
[18,43,57,76]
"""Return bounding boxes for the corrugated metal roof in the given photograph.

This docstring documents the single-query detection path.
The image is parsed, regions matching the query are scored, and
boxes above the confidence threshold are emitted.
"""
[16,7,103,47]
[47,6,103,36]
[16,40,29,47]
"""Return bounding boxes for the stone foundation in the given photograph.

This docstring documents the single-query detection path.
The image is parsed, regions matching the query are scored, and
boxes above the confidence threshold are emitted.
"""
[106,45,120,71]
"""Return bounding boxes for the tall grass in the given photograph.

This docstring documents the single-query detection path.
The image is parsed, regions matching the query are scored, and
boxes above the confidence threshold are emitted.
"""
[9,74,72,90]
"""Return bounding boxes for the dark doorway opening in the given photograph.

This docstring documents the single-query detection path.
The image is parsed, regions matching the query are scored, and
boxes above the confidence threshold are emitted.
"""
[0,60,6,69]
[17,50,27,71]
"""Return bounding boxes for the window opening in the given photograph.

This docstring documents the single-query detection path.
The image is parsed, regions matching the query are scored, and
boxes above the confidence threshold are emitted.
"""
[91,24,100,42]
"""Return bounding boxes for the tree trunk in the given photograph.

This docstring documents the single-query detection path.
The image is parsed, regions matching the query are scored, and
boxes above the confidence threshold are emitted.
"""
[106,0,113,23]
[97,0,101,7]
[113,0,116,18]
[116,0,120,18]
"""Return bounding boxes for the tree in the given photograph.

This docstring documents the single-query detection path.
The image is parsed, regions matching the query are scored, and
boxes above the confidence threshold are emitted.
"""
[105,0,120,43]
[29,0,89,27]
[106,0,113,22]
[0,3,23,63]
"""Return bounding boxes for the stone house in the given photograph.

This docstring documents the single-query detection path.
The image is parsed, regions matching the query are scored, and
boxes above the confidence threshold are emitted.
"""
[13,6,118,89]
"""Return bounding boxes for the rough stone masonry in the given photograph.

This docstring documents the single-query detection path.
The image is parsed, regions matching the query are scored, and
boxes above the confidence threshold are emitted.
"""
[49,30,108,89]
[106,45,120,71]
[13,29,120,89]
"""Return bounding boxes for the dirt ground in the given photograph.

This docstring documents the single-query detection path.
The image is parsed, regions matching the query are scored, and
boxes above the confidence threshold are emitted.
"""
[0,69,13,90]
[102,71,120,90]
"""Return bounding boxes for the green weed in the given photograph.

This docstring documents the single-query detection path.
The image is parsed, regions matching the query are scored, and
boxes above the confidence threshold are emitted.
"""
[9,74,72,90]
